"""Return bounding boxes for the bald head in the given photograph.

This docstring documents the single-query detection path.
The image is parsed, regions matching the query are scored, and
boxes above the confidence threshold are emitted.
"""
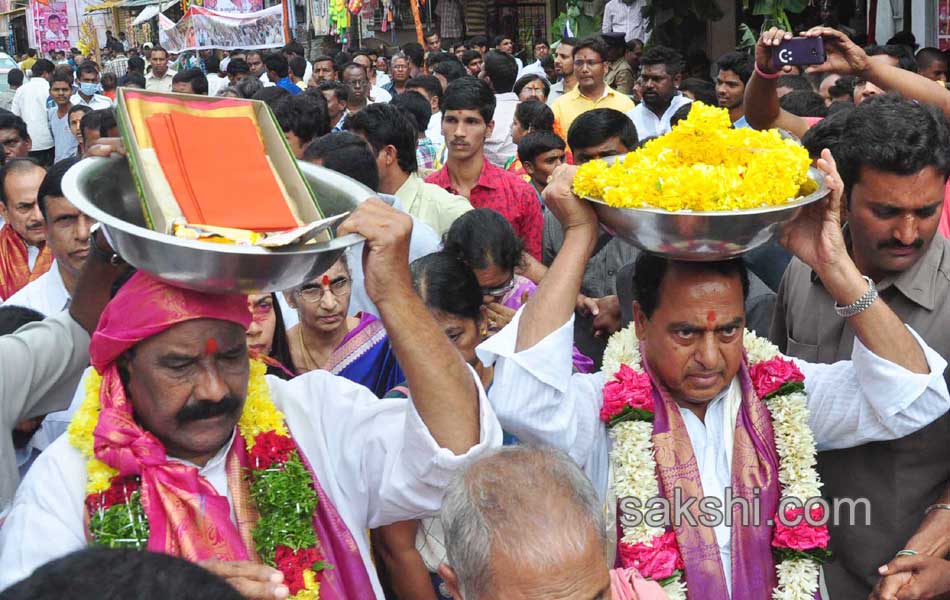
[439,446,610,600]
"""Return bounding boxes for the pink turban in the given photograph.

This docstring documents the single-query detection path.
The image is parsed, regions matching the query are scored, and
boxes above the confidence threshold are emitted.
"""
[89,271,252,373]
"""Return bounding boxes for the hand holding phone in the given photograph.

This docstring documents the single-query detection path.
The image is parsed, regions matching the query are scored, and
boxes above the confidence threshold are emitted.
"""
[772,37,826,68]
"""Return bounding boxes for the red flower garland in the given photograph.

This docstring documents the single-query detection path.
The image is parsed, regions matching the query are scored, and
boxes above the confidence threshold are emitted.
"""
[85,475,141,513]
[749,356,805,399]
[275,545,326,594]
[618,531,685,581]
[249,430,298,469]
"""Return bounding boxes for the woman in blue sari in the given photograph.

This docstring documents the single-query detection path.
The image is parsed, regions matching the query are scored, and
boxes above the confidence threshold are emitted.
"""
[284,254,403,397]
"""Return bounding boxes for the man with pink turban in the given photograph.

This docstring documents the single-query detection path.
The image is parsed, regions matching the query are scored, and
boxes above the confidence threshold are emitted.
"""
[0,199,503,599]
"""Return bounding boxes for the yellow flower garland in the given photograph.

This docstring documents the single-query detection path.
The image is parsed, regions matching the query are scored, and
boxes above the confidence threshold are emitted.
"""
[67,359,320,600]
[573,102,816,212]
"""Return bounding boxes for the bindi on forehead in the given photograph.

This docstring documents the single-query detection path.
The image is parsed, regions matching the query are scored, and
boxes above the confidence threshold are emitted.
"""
[321,274,330,286]
[205,338,218,356]
[707,310,716,323]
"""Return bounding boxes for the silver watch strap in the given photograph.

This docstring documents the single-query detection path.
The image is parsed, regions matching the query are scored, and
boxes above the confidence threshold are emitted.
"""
[834,275,877,318]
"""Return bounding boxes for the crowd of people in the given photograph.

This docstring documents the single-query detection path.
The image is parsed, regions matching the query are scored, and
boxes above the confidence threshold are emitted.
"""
[0,21,949,600]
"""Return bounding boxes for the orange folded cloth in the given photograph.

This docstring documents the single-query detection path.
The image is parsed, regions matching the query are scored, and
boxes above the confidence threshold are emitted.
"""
[146,111,299,232]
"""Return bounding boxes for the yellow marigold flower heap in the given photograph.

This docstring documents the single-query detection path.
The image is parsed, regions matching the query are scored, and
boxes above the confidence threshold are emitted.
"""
[573,102,814,212]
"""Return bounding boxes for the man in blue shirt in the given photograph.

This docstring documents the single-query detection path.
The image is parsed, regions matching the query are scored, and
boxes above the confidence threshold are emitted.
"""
[264,52,301,96]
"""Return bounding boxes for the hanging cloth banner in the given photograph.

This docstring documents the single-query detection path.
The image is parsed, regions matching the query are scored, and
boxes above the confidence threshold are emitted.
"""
[158,4,284,52]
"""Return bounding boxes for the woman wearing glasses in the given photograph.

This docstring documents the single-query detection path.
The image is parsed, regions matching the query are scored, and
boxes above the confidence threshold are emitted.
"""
[284,254,404,397]
[443,209,593,373]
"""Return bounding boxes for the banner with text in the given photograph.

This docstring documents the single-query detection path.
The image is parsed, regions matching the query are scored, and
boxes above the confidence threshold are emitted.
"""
[159,4,283,52]
[29,0,71,55]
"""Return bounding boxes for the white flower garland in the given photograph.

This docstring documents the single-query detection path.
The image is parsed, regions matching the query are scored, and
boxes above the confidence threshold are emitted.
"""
[602,325,824,600]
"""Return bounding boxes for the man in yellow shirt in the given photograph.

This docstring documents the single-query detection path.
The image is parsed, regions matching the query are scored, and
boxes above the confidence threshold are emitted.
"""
[18,50,37,73]
[550,37,635,135]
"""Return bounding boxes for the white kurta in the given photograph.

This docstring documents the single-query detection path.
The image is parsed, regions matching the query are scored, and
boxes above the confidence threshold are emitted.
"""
[627,94,692,140]
[3,263,70,317]
[475,311,950,589]
[0,370,502,595]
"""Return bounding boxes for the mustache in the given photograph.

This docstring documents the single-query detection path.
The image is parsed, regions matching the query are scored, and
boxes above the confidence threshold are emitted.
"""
[175,395,241,423]
[878,238,924,250]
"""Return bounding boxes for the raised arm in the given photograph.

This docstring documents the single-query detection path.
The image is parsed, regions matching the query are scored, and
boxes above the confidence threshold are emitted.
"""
[337,199,478,454]
[516,164,598,351]
[779,150,928,373]
[743,28,811,138]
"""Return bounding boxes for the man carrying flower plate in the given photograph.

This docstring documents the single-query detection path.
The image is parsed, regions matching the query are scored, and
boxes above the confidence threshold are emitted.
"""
[0,198,503,599]
[474,152,950,600]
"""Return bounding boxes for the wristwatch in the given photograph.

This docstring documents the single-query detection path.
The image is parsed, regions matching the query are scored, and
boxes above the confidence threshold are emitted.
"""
[833,275,877,318]
[88,223,123,266]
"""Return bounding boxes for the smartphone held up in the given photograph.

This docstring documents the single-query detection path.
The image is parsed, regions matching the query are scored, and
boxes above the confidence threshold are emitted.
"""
[772,37,826,68]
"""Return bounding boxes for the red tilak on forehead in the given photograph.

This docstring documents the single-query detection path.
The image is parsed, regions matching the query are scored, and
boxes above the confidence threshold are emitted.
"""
[205,338,218,356]
[322,274,330,287]
[706,311,717,323]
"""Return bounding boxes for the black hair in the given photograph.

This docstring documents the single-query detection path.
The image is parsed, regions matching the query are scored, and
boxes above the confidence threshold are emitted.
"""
[51,68,73,86]
[98,109,117,137]
[226,57,250,77]
[916,47,947,70]
[125,73,147,89]
[639,45,684,77]
[172,68,208,95]
[425,52,456,70]
[0,113,28,143]
[483,50,518,93]
[101,72,117,91]
[779,90,828,118]
[775,75,812,95]
[825,100,854,118]
[633,254,749,318]
[289,55,307,79]
[715,51,754,85]
[679,78,716,105]
[0,158,43,207]
[263,52,289,78]
[0,305,44,335]
[26,48,36,58]
[390,91,432,138]
[433,59,468,83]
[424,29,439,41]
[571,36,607,62]
[468,35,488,49]
[442,77,495,124]
[37,156,80,218]
[560,37,578,48]
[68,104,92,121]
[492,35,511,48]
[77,62,99,78]
[0,547,243,600]
[669,102,693,127]
[834,94,950,197]
[401,42,425,68]
[828,75,856,100]
[514,100,554,132]
[264,292,296,379]
[313,54,334,66]
[567,108,638,153]
[31,59,55,77]
[517,130,566,165]
[801,104,852,159]
[235,76,263,99]
[127,56,145,73]
[886,30,918,50]
[410,251,483,322]
[7,68,23,88]
[79,110,103,139]
[443,208,524,273]
[513,73,550,99]
[205,55,221,74]
[273,93,330,146]
[345,102,419,173]
[406,74,443,102]
[283,41,305,57]
[252,86,290,107]
[303,131,380,191]
[461,50,482,66]
[865,44,918,72]
[316,80,349,103]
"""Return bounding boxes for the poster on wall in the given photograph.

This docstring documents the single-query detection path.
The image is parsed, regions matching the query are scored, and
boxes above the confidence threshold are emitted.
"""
[30,0,71,55]
[202,0,263,14]
[940,0,950,50]
[159,5,284,52]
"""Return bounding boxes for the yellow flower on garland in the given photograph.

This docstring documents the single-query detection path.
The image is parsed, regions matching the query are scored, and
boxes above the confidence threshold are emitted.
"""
[573,102,813,212]
[291,570,321,600]
[238,359,289,449]
[67,369,119,494]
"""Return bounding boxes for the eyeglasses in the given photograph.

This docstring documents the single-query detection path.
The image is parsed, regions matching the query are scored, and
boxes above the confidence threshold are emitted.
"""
[296,277,351,303]
[481,278,516,299]
[572,59,604,70]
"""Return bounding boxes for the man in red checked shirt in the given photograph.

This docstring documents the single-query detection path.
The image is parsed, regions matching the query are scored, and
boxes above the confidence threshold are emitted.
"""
[425,78,543,260]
